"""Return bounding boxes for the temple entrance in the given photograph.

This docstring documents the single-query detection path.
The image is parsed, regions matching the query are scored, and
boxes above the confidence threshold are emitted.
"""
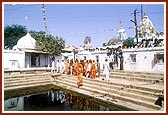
[31,53,40,67]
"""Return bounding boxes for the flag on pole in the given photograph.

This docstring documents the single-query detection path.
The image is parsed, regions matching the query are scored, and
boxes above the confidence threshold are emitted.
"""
[41,4,50,34]
[119,20,122,27]
[25,16,27,20]
[119,20,122,24]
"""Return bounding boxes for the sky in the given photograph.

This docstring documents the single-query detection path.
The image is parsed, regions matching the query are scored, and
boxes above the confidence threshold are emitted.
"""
[3,2,165,48]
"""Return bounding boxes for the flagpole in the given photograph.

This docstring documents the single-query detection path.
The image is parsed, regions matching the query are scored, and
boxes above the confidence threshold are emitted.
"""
[25,16,29,31]
[41,4,50,34]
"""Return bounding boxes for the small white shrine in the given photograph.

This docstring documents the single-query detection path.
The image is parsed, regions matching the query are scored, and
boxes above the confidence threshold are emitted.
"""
[4,33,51,70]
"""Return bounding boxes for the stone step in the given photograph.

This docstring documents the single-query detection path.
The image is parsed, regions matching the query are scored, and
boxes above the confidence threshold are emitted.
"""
[4,79,52,89]
[101,70,163,84]
[110,72,163,79]
[53,78,161,110]
[63,76,162,97]
[4,77,51,86]
[108,74,163,83]
[3,72,58,89]
[4,72,51,79]
[99,71,164,83]
[4,75,51,82]
[4,82,52,91]
[53,82,137,111]
[108,72,164,79]
[54,82,158,111]
[118,86,161,97]
[4,68,51,75]
[4,74,51,80]
[5,72,162,95]
[65,75,163,93]
[111,70,164,76]
[56,76,158,103]
[86,87,160,110]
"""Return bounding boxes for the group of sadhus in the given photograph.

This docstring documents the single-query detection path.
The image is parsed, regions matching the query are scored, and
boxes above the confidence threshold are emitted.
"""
[64,59,100,88]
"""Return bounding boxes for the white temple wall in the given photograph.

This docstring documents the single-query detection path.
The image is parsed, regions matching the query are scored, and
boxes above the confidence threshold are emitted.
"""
[93,53,107,70]
[77,54,92,61]
[64,47,164,72]
[137,51,153,71]
[77,52,107,70]
[4,50,51,69]
[123,48,164,72]
[4,50,25,70]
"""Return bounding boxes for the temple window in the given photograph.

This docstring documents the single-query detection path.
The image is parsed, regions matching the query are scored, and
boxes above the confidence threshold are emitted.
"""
[130,54,136,62]
[154,54,164,64]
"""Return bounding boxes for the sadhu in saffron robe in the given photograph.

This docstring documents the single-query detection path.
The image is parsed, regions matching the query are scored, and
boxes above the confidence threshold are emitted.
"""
[76,62,83,87]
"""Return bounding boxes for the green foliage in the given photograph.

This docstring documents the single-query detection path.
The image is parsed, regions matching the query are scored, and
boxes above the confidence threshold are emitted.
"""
[102,43,107,47]
[123,37,134,48]
[4,25,27,49]
[84,36,91,44]
[4,25,65,55]
[107,36,121,46]
[29,31,65,55]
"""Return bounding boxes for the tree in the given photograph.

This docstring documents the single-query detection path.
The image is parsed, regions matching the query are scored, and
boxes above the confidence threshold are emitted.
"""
[102,43,107,47]
[84,36,91,44]
[107,36,122,46]
[29,31,65,55]
[123,37,134,48]
[4,25,27,49]
[83,36,92,49]
[4,25,65,55]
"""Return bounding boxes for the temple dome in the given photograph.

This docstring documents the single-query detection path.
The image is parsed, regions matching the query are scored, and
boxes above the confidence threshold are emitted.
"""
[16,33,36,49]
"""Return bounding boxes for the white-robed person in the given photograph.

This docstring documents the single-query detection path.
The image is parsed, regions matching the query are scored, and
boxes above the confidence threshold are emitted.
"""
[103,58,110,81]
[56,60,60,73]
[51,59,55,73]
[60,60,66,74]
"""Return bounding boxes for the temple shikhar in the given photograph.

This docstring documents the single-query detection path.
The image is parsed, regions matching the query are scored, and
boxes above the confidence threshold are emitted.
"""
[136,14,164,48]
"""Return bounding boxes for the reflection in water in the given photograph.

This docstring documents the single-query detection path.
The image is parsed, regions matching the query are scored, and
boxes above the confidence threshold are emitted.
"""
[4,97,24,111]
[4,90,111,111]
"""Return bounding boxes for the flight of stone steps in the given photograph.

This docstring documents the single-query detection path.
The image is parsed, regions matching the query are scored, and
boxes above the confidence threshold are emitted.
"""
[108,70,164,83]
[4,72,53,91]
[52,70,164,111]
[4,70,164,111]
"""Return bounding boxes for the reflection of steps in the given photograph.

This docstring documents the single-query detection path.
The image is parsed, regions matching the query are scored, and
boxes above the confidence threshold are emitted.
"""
[53,73,163,111]
[107,70,164,83]
[4,72,54,90]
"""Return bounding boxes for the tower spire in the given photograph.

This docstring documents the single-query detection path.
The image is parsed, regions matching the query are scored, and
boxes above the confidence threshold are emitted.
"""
[25,16,29,31]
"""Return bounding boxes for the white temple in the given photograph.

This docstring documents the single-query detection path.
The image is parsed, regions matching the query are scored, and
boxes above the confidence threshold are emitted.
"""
[4,33,51,70]
[14,33,36,50]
